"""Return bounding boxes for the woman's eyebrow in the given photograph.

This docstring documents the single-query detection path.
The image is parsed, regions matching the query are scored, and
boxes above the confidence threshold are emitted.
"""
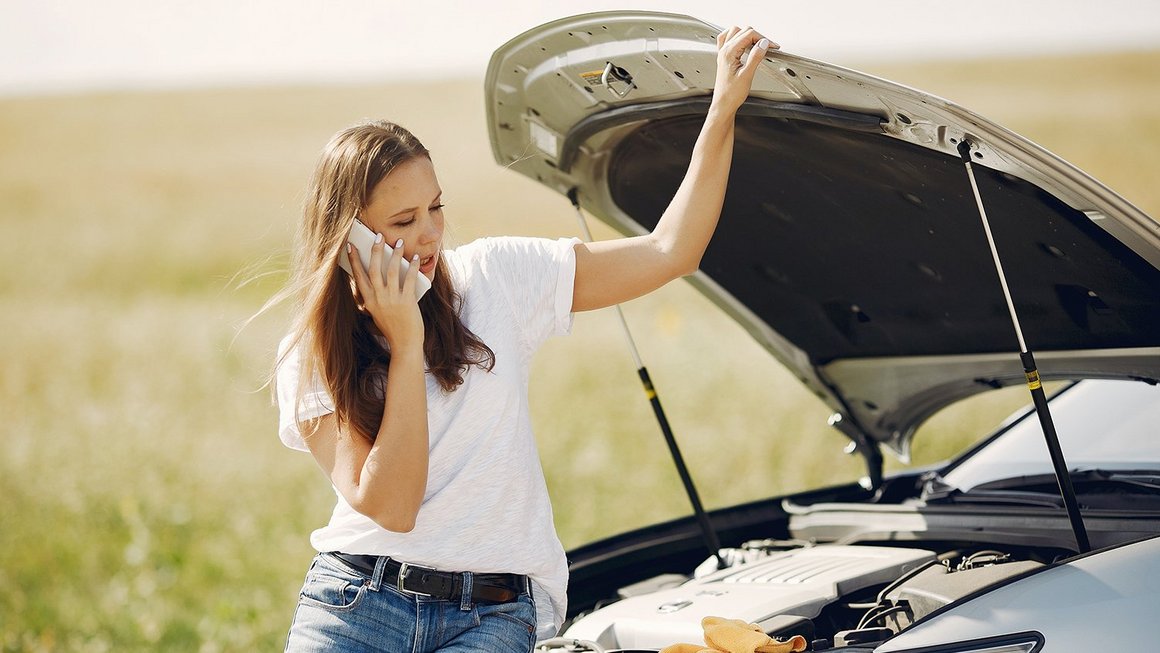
[386,192,443,219]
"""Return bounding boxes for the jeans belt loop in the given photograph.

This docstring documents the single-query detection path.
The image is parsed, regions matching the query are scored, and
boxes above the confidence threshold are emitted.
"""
[369,556,387,592]
[459,571,474,611]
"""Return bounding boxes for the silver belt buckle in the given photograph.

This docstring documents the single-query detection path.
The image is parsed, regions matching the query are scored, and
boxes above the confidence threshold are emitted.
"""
[396,562,433,597]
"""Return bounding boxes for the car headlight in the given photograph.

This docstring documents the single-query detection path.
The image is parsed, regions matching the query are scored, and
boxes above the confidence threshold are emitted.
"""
[882,632,1042,653]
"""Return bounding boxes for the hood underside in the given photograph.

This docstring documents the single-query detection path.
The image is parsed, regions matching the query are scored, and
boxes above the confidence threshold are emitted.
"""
[485,12,1160,455]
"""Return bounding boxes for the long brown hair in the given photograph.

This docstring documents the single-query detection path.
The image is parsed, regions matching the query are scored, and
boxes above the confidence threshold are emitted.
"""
[278,120,494,443]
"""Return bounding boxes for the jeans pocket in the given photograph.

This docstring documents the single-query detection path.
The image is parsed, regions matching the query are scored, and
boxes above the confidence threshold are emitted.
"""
[484,594,537,634]
[297,563,368,612]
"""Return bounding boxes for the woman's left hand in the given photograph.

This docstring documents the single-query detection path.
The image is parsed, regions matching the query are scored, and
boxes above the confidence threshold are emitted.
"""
[711,26,779,115]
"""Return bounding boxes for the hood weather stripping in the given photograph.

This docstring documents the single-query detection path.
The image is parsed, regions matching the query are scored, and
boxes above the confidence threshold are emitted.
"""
[957,139,1092,554]
[566,187,725,570]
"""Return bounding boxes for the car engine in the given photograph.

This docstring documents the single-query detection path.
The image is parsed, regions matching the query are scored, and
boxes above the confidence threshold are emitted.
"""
[555,541,1045,651]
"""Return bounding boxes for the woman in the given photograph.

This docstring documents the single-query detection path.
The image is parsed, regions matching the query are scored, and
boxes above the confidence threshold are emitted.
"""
[276,26,774,653]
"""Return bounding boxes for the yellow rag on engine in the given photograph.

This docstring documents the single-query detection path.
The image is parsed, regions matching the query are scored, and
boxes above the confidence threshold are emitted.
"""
[658,616,808,653]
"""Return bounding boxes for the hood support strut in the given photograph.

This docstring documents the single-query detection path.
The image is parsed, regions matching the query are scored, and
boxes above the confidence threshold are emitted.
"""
[957,140,1091,554]
[567,188,725,570]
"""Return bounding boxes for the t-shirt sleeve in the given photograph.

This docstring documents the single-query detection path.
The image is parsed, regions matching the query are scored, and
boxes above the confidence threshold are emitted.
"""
[481,236,580,353]
[275,334,335,452]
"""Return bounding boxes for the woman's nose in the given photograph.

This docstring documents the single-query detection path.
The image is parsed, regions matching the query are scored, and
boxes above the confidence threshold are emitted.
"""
[417,213,442,245]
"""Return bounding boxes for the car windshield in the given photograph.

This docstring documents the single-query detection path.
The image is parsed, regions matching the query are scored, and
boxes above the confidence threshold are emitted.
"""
[939,379,1160,493]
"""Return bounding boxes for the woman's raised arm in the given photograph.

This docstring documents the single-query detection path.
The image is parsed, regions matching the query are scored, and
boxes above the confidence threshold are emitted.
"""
[571,27,776,313]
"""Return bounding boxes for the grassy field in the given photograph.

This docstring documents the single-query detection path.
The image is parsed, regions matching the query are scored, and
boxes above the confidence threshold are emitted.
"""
[2,49,1158,650]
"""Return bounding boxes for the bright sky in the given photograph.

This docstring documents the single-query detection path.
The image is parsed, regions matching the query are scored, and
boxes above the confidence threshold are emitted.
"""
[3,0,1158,95]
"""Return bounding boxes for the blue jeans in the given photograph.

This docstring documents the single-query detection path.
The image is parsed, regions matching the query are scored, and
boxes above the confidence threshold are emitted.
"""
[285,552,538,652]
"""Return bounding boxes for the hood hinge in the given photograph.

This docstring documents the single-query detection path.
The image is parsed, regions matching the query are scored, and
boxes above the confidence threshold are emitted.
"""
[828,412,884,493]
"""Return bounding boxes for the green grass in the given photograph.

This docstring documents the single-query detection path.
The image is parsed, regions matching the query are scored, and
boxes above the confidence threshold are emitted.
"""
[2,49,1157,650]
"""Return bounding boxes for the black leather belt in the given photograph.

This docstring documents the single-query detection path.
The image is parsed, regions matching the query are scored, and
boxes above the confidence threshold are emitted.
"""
[328,552,529,604]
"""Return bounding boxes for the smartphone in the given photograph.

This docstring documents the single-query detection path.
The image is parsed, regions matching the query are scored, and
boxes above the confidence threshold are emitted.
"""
[338,219,432,299]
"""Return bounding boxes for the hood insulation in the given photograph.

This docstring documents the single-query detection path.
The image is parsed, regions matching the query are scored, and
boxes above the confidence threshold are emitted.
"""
[607,109,1160,365]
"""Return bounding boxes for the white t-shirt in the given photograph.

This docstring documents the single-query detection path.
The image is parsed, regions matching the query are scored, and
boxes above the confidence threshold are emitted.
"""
[276,235,580,638]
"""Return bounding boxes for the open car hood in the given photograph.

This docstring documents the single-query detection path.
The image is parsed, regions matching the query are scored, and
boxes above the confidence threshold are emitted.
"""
[485,11,1160,458]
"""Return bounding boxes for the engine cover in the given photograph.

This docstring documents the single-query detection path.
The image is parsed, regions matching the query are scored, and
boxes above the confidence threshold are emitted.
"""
[563,545,936,650]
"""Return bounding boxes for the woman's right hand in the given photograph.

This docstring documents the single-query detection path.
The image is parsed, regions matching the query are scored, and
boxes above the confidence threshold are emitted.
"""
[347,233,425,350]
[711,26,777,116]
[332,231,430,534]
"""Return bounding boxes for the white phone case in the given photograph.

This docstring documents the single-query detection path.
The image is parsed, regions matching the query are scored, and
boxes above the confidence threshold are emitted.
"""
[338,219,432,299]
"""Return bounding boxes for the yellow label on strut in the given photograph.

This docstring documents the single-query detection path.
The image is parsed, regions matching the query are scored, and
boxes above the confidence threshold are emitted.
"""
[641,378,657,400]
[580,70,604,85]
[1025,369,1042,390]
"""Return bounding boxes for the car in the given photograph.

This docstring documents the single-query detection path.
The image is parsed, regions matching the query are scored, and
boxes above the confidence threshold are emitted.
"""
[484,11,1160,653]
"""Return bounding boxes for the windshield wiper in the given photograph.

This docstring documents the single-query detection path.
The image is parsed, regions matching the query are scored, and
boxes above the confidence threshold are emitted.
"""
[940,491,1064,508]
[930,470,1160,507]
[1099,471,1160,490]
[976,469,1160,492]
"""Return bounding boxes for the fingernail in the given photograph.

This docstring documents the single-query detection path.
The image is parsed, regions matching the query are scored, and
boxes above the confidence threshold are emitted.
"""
[347,243,353,253]
[412,254,419,261]
[394,239,403,249]
[374,232,383,244]
[757,38,770,50]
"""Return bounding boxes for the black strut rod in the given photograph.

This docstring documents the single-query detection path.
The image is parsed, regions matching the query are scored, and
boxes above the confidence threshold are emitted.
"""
[567,188,725,569]
[957,140,1091,554]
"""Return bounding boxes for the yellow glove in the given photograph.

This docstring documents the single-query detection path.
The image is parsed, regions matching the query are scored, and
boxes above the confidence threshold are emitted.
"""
[658,616,808,653]
[658,645,711,653]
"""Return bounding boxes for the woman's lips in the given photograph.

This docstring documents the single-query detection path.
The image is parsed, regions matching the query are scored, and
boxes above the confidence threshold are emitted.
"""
[418,255,436,275]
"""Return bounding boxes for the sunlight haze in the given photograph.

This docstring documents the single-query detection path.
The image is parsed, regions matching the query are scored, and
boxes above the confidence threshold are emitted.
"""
[3,0,1158,95]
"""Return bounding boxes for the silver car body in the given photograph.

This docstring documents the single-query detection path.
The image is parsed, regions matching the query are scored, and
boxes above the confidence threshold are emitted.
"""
[486,11,1160,652]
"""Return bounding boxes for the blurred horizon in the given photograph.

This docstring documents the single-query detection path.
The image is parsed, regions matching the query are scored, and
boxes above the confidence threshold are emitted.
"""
[4,0,1159,97]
